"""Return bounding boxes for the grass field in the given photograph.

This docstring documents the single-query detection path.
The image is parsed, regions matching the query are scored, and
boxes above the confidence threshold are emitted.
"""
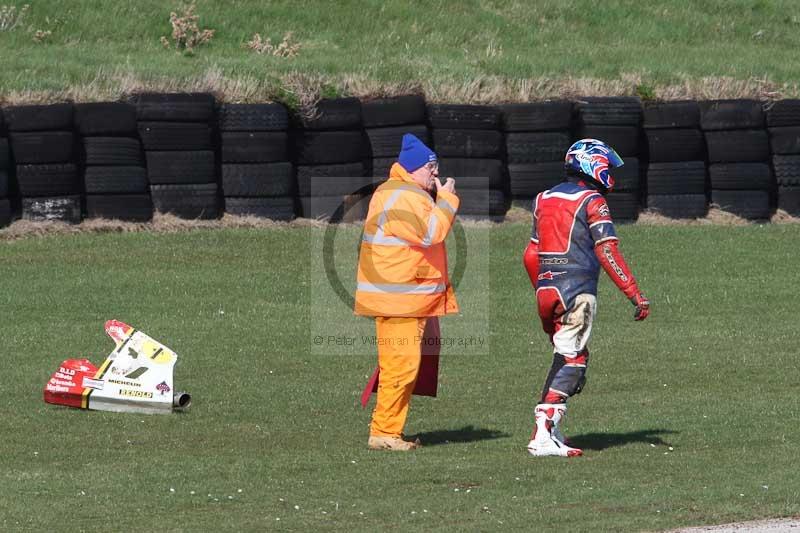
[1,0,800,101]
[1,222,799,531]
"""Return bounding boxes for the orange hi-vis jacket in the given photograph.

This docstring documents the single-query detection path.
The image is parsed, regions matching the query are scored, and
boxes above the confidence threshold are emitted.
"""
[355,163,460,318]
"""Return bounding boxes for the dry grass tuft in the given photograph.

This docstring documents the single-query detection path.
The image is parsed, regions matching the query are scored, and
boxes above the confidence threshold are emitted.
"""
[770,209,800,224]
[245,31,300,58]
[3,70,799,106]
[637,210,711,226]
[161,1,214,55]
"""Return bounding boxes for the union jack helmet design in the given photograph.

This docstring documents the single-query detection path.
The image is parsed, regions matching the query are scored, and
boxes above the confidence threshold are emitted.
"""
[564,138,624,190]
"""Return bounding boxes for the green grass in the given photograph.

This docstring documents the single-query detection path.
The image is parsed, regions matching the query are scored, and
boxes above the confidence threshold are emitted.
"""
[1,0,800,100]
[1,222,799,531]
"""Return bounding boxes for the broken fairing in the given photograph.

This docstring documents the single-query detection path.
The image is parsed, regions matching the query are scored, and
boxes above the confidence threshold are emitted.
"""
[44,320,191,414]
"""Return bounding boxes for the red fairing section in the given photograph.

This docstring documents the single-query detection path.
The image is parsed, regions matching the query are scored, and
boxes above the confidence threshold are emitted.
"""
[523,241,539,288]
[594,239,640,299]
[44,358,99,408]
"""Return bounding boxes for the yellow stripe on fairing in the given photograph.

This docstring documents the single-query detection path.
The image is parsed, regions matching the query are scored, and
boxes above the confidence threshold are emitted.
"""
[81,358,114,409]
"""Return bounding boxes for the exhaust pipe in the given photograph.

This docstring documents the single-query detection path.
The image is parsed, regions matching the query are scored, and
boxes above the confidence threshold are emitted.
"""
[173,391,192,410]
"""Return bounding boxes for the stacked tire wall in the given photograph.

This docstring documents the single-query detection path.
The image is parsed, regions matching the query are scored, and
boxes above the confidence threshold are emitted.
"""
[3,95,800,227]
[295,97,371,222]
[702,100,773,220]
[502,101,573,211]
[576,97,643,221]
[7,104,81,223]
[78,103,152,222]
[0,113,9,226]
[643,101,708,219]
[135,93,220,220]
[768,100,800,215]
[219,103,294,220]
[429,104,507,220]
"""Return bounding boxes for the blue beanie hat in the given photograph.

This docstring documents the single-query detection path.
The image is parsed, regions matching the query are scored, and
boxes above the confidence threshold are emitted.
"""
[398,133,437,172]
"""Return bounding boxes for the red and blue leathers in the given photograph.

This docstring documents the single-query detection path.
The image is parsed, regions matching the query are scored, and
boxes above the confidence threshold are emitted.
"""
[524,180,642,318]
[524,179,645,405]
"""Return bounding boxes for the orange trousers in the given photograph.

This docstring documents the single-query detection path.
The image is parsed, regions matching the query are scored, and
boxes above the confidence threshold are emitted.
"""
[369,316,428,438]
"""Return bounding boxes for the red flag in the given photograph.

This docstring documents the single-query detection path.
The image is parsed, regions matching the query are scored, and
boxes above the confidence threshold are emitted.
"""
[360,318,441,408]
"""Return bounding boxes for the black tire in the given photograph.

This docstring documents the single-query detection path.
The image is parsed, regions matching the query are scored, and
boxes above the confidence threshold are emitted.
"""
[499,102,574,132]
[645,128,706,162]
[576,97,643,126]
[0,138,8,169]
[299,175,376,197]
[361,95,427,128]
[84,166,148,194]
[365,125,430,157]
[709,163,773,190]
[218,103,289,131]
[371,158,395,178]
[16,163,78,196]
[643,101,701,129]
[299,194,370,222]
[150,183,220,219]
[771,155,800,186]
[438,158,504,189]
[221,132,289,163]
[646,161,707,194]
[577,126,640,156]
[4,104,73,132]
[0,198,11,227]
[508,161,564,196]
[606,192,640,221]
[296,97,362,130]
[505,131,571,164]
[768,127,800,155]
[705,130,769,163]
[146,151,216,185]
[293,130,365,165]
[85,194,153,222]
[456,189,508,216]
[700,99,765,130]
[131,93,215,122]
[224,196,296,220]
[297,162,368,196]
[138,122,213,151]
[432,128,502,158]
[84,137,143,166]
[75,103,137,135]
[766,99,800,127]
[613,157,640,192]
[427,104,500,130]
[221,162,295,197]
[646,194,708,218]
[777,185,800,215]
[22,195,82,223]
[0,170,8,197]
[10,131,74,164]
[711,190,771,219]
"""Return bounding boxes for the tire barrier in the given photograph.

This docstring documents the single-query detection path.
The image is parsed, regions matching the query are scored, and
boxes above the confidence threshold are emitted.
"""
[133,93,218,220]
[502,101,573,213]
[77,102,152,222]
[2,96,800,227]
[219,103,294,221]
[430,104,507,219]
[644,101,708,219]
[702,99,772,219]
[6,104,80,223]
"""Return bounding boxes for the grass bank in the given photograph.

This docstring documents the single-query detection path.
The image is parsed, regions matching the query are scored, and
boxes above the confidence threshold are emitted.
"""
[0,0,799,103]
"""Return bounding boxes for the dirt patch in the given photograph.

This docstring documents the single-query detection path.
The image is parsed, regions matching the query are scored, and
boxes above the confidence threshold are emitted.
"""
[666,517,800,532]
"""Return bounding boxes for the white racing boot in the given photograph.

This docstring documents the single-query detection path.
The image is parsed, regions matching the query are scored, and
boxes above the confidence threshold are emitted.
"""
[527,403,583,457]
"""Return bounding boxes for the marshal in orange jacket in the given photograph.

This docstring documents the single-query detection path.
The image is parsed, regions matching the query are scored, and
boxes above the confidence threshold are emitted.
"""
[354,162,460,318]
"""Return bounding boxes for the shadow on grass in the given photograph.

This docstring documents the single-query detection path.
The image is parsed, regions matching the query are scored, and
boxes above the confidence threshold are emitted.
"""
[568,428,678,451]
[408,425,510,446]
